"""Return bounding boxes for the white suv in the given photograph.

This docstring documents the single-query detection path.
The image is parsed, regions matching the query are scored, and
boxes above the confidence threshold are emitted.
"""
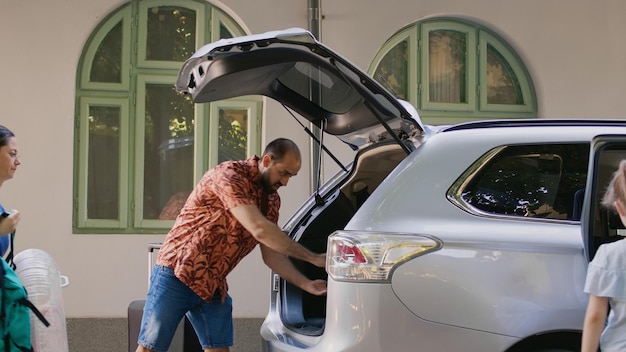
[177,28,626,351]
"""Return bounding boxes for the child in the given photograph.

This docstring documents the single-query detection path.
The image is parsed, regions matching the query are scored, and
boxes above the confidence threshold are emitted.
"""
[582,160,626,351]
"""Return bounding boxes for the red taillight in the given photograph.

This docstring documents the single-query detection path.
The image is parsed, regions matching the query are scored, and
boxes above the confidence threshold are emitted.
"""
[337,241,367,264]
[328,231,441,282]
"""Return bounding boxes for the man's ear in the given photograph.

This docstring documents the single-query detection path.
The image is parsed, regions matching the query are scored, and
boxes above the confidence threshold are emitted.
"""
[261,154,272,168]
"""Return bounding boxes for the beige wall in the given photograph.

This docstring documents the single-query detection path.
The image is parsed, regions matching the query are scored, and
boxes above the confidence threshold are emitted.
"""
[1,0,625,318]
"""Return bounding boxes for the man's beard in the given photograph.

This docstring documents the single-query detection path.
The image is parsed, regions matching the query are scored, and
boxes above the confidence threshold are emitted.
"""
[260,170,280,194]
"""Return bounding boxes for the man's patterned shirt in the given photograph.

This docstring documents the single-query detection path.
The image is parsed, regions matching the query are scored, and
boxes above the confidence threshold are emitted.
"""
[157,156,280,301]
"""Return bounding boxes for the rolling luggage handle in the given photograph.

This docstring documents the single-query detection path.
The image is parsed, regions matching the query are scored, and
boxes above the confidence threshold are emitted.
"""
[147,242,162,285]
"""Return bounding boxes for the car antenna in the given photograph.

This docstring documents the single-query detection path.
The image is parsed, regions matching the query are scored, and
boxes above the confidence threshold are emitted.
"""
[281,103,347,173]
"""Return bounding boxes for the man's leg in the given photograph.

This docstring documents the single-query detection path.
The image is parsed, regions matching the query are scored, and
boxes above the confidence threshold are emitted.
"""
[136,265,201,352]
[187,291,234,351]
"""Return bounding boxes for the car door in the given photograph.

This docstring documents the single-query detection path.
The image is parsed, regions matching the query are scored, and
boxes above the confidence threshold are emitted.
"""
[582,135,626,262]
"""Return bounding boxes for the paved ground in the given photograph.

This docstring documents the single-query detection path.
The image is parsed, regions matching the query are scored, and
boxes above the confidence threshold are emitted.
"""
[67,317,264,352]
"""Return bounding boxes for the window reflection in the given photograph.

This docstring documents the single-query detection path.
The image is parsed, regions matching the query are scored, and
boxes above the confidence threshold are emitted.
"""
[461,144,589,220]
[90,21,123,83]
[487,45,523,105]
[429,30,466,103]
[374,40,408,100]
[144,84,194,220]
[146,6,196,62]
[218,108,248,163]
[88,106,120,219]
[219,23,233,40]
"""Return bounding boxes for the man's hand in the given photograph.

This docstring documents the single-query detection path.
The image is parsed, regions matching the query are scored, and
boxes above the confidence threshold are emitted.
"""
[311,252,326,268]
[303,279,327,296]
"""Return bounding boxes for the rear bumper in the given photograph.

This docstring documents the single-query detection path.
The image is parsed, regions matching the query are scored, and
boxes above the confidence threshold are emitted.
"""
[261,281,518,352]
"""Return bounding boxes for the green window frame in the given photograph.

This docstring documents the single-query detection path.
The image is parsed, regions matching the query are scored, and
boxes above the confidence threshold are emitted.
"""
[369,18,537,125]
[74,0,260,233]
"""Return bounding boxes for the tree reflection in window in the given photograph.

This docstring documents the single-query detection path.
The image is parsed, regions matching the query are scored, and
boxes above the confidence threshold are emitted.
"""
[90,21,122,83]
[487,44,523,105]
[146,6,196,62]
[144,84,194,220]
[373,40,408,100]
[218,108,248,163]
[461,144,589,220]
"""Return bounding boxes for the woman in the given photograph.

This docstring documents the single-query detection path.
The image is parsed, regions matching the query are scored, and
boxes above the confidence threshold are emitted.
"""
[582,160,626,351]
[0,125,21,255]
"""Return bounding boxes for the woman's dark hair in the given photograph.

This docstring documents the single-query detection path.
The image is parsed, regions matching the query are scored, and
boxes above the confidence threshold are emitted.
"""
[263,138,300,161]
[0,125,15,148]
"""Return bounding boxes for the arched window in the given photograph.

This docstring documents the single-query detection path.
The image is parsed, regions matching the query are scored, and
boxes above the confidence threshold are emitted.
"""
[74,0,259,233]
[369,18,537,124]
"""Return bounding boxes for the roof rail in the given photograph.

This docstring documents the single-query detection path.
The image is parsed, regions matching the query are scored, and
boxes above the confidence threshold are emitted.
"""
[442,119,626,132]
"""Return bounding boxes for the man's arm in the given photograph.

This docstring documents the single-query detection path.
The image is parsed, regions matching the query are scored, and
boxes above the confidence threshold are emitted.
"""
[230,204,325,267]
[260,244,327,296]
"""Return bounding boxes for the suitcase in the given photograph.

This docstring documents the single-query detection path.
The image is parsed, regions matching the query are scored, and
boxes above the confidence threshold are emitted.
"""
[128,243,202,352]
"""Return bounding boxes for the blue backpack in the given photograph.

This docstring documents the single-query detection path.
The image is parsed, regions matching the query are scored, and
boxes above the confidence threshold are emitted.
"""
[0,232,49,352]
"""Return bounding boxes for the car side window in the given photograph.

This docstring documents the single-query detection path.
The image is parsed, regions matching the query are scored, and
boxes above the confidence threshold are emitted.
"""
[588,146,626,259]
[460,143,589,220]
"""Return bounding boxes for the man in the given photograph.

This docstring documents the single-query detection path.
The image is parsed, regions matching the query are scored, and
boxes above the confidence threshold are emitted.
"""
[136,138,327,352]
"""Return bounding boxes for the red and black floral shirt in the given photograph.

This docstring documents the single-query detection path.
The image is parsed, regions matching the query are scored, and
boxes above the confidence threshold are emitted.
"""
[157,156,280,301]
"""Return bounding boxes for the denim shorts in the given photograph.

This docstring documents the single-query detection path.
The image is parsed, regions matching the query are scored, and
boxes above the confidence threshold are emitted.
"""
[137,265,233,351]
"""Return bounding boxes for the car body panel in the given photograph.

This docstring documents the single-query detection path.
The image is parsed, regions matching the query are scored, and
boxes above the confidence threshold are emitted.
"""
[391,229,587,337]
[261,280,519,352]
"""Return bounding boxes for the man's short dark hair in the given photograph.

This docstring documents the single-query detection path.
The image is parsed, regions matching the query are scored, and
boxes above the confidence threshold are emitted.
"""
[263,138,300,161]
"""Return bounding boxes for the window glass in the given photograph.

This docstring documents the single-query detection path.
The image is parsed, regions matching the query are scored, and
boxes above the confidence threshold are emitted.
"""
[90,21,123,83]
[429,30,466,103]
[278,62,359,114]
[373,40,408,100]
[487,44,522,105]
[369,18,537,123]
[143,84,194,220]
[589,147,626,259]
[146,6,196,62]
[218,108,248,163]
[75,0,256,232]
[87,106,120,219]
[219,23,233,39]
[461,144,589,220]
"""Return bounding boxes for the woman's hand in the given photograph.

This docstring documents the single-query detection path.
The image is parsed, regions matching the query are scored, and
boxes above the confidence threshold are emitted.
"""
[0,209,20,235]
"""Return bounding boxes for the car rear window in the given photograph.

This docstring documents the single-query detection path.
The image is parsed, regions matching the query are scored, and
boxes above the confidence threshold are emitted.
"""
[460,143,589,220]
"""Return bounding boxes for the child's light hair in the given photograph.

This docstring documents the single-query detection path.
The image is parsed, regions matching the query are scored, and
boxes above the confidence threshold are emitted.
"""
[602,160,626,211]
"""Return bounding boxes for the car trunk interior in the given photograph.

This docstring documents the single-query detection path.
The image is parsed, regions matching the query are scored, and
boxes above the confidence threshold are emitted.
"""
[280,142,408,335]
